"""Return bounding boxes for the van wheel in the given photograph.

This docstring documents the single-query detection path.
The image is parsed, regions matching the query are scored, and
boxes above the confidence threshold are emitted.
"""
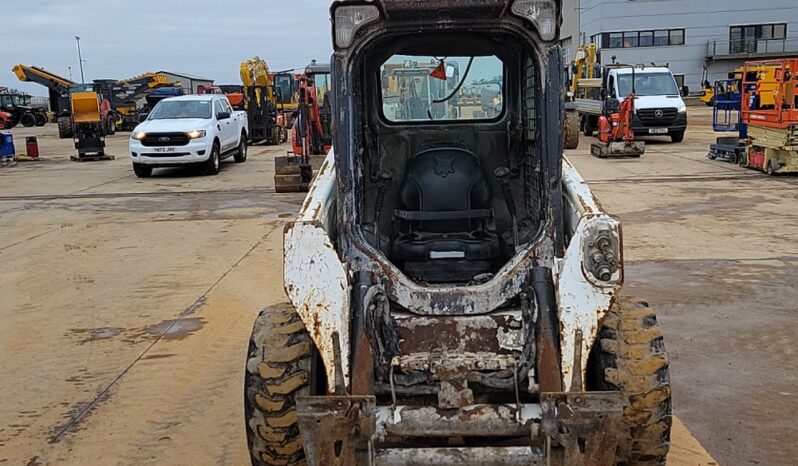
[204,142,221,175]
[133,163,153,178]
[234,135,248,163]
[670,131,685,143]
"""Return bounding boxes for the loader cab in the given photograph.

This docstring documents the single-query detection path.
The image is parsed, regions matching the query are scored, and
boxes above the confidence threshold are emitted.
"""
[331,0,565,285]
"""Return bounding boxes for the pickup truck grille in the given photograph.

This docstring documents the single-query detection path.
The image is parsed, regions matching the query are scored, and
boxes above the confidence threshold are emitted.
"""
[636,108,678,127]
[140,132,190,147]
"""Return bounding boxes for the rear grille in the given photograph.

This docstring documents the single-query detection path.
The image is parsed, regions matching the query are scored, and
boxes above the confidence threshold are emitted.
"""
[140,132,190,147]
[636,108,677,127]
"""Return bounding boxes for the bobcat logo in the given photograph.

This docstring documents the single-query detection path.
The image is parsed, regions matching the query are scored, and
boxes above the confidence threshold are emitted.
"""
[433,156,456,178]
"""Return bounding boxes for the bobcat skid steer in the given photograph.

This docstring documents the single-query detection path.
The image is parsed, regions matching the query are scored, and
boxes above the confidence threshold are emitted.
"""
[245,1,672,465]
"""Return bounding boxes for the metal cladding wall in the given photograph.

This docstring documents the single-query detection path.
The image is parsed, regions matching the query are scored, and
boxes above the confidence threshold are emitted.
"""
[577,0,798,91]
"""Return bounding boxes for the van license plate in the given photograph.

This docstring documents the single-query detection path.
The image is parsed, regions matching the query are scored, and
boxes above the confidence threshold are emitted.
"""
[648,128,668,134]
[153,147,176,153]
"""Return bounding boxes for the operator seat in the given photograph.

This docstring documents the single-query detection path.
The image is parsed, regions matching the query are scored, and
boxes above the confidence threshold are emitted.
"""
[392,147,500,282]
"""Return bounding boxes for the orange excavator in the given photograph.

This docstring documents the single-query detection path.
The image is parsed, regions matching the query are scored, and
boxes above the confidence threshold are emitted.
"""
[274,61,332,193]
[590,68,645,158]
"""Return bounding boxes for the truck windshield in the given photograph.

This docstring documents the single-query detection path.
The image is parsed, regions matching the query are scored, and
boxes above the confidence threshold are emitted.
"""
[381,55,503,122]
[617,72,679,97]
[148,100,212,120]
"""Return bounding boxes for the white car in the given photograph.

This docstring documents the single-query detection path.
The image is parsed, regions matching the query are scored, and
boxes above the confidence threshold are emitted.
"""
[129,95,248,177]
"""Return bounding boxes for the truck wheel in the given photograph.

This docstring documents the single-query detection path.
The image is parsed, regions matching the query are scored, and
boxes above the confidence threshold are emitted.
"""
[234,134,248,163]
[34,113,47,127]
[58,117,73,139]
[203,143,221,176]
[583,116,595,137]
[590,298,672,466]
[564,111,580,150]
[133,163,153,178]
[20,113,36,128]
[670,131,685,143]
[245,304,311,466]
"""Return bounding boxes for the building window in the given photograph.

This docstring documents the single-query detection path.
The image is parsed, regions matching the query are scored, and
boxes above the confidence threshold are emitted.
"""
[609,32,623,49]
[654,30,669,46]
[600,29,685,49]
[639,31,654,47]
[669,29,685,46]
[730,23,787,53]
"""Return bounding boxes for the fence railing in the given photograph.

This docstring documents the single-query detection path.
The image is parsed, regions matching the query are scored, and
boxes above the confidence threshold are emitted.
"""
[708,38,798,58]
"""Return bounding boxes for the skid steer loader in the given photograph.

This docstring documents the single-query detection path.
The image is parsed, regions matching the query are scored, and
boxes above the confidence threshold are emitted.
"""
[245,1,672,465]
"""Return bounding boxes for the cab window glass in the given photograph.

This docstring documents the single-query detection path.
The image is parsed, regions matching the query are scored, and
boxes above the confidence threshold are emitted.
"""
[381,55,504,122]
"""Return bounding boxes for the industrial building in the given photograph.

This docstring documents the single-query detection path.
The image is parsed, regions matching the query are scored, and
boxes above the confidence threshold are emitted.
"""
[562,0,798,92]
[156,71,214,94]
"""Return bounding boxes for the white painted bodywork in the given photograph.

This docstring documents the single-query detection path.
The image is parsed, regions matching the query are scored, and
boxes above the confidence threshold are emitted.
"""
[283,152,350,389]
[283,152,622,393]
[556,157,622,391]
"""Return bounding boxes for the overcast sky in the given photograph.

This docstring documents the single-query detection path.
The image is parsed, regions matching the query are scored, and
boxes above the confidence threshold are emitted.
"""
[2,0,333,96]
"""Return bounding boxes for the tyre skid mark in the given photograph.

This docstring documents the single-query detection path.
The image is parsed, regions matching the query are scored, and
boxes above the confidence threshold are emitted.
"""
[47,223,281,444]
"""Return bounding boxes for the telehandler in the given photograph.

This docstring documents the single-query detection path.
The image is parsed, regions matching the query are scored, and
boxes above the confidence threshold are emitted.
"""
[245,1,671,465]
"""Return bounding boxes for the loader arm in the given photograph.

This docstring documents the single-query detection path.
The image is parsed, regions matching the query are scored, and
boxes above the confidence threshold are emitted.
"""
[12,64,75,115]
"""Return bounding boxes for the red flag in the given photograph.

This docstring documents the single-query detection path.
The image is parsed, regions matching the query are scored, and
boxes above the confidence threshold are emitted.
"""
[430,61,447,81]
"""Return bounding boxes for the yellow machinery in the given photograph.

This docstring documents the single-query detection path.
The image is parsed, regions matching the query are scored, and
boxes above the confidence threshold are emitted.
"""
[240,57,283,144]
[69,85,112,161]
[14,64,174,135]
[700,64,780,107]
[563,43,601,149]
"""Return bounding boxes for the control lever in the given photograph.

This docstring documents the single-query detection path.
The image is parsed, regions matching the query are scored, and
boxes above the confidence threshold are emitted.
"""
[495,167,519,249]
[373,169,393,251]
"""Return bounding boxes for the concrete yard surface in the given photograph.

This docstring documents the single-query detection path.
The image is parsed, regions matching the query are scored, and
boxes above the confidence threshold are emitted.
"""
[0,108,792,465]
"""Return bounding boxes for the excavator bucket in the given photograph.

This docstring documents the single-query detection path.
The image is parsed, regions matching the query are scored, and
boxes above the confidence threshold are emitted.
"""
[71,92,101,124]
[273,154,327,193]
[590,141,645,158]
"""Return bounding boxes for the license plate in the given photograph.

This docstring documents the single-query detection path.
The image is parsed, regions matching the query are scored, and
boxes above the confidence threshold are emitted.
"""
[648,128,669,134]
[152,147,176,153]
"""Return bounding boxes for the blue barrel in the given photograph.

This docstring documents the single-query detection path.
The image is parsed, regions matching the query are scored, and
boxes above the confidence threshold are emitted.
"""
[0,132,15,157]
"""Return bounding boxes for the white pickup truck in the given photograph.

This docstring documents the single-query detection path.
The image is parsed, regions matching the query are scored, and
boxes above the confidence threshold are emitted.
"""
[129,95,248,177]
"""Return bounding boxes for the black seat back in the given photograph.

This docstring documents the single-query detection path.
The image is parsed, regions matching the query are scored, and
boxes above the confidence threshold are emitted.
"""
[398,148,491,233]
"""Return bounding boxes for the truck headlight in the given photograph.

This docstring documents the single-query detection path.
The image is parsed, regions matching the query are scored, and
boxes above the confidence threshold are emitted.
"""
[187,130,207,139]
[677,104,687,113]
[334,5,380,48]
[511,0,558,41]
[131,131,146,140]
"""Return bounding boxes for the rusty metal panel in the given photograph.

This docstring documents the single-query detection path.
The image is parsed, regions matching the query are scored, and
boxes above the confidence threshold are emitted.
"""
[374,403,541,440]
[284,151,351,391]
[374,446,544,466]
[557,159,623,391]
[296,396,376,466]
[393,311,525,354]
[541,392,624,466]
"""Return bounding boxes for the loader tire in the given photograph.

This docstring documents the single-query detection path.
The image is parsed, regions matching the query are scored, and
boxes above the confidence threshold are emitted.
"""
[20,113,36,128]
[245,304,311,466]
[58,117,73,139]
[591,297,672,466]
[564,110,580,150]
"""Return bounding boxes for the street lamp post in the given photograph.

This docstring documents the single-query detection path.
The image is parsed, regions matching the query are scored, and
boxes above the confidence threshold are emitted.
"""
[75,35,85,84]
